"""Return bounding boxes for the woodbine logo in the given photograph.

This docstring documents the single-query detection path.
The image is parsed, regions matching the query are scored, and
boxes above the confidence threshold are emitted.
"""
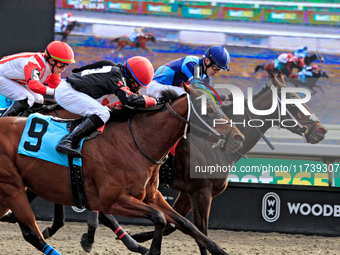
[262,193,340,223]
[197,84,314,128]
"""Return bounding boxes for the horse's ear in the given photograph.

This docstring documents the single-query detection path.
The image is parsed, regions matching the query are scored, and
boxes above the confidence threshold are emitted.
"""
[277,72,285,85]
[183,82,190,94]
[270,72,280,88]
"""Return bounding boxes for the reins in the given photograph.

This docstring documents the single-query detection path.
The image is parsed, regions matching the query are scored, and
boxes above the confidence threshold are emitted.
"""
[127,96,231,165]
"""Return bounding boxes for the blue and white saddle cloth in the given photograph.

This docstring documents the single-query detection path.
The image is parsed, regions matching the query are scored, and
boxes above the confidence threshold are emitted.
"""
[18,113,83,167]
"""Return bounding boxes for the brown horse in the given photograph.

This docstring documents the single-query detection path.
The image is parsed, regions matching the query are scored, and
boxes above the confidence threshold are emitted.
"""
[127,73,328,254]
[254,52,323,77]
[55,20,81,42]
[110,33,157,56]
[0,86,244,254]
[37,73,328,255]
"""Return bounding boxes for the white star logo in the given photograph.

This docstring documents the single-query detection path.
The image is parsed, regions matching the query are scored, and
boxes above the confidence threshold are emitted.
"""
[267,208,275,216]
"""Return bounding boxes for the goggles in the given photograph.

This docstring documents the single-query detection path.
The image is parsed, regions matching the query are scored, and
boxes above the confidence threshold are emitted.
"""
[55,61,69,68]
[211,64,221,72]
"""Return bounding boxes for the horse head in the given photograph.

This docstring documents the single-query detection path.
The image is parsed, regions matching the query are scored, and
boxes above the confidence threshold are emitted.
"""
[269,72,327,144]
[183,83,244,152]
[144,33,157,43]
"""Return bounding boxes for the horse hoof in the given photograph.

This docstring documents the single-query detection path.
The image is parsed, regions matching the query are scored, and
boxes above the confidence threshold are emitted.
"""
[80,233,94,253]
[42,227,50,239]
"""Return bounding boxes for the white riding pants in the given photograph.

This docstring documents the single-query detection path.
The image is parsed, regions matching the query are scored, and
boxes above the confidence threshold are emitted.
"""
[0,75,44,107]
[146,80,186,98]
[55,79,111,123]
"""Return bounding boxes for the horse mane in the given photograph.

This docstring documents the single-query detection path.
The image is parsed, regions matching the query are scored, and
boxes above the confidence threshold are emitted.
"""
[108,89,180,122]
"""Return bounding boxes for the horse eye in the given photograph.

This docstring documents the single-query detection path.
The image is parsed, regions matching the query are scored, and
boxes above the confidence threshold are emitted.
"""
[207,108,214,114]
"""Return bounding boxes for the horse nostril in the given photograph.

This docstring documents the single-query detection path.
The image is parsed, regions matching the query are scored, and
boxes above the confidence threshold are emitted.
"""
[317,128,327,135]
[234,135,243,143]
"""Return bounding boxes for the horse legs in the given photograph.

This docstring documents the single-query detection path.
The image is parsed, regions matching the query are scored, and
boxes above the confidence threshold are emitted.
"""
[98,212,149,254]
[0,186,61,254]
[131,191,192,242]
[190,189,213,255]
[112,193,167,255]
[41,204,65,239]
[146,190,228,255]
[79,210,98,252]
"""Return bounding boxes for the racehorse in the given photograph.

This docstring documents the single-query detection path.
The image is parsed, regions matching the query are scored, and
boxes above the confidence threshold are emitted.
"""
[33,73,328,254]
[287,67,329,95]
[110,33,157,56]
[126,72,328,254]
[55,20,81,42]
[0,86,244,255]
[254,52,324,77]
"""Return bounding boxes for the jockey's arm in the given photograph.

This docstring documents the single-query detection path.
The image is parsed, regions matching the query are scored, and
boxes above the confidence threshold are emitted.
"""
[24,62,54,96]
[72,60,116,73]
[116,86,157,108]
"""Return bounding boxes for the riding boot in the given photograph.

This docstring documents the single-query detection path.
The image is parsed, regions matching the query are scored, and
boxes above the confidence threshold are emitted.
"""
[0,99,29,118]
[56,115,104,158]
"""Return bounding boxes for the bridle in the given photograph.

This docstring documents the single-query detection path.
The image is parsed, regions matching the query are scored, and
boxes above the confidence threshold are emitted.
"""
[127,95,233,164]
[245,85,320,148]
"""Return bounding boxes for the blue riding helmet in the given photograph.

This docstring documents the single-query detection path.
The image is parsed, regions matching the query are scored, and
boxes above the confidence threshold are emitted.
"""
[204,46,231,71]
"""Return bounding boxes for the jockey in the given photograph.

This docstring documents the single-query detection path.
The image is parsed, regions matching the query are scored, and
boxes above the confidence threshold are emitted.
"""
[294,46,308,59]
[55,56,167,157]
[129,27,145,43]
[60,12,72,32]
[0,41,75,118]
[147,45,231,101]
[274,53,297,71]
[297,64,323,83]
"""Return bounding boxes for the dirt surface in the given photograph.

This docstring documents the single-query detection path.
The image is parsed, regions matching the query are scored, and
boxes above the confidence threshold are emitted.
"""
[1,221,340,255]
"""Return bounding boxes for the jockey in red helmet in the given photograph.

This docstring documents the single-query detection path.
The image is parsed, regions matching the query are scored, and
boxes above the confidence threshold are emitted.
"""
[0,41,74,118]
[55,56,168,157]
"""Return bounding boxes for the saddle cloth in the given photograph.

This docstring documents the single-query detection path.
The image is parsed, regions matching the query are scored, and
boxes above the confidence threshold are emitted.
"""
[18,113,83,167]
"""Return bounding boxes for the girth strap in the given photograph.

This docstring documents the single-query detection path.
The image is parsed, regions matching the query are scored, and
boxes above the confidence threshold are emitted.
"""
[67,156,89,209]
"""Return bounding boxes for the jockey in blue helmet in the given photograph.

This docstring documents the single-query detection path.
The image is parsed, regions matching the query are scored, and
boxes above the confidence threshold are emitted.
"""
[204,46,231,72]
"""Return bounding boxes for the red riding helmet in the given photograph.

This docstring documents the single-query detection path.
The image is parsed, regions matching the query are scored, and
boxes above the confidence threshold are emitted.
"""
[44,41,75,64]
[312,64,319,70]
[124,56,154,87]
[68,12,72,17]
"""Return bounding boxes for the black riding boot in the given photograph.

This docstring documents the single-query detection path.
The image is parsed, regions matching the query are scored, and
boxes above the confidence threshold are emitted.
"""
[0,99,29,118]
[56,115,104,158]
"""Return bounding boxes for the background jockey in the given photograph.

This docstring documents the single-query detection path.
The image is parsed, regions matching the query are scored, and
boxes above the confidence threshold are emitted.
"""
[147,45,231,101]
[54,56,168,157]
[0,41,75,118]
[55,12,73,33]
[294,46,308,59]
[292,64,329,83]
[129,27,145,43]
[274,53,295,71]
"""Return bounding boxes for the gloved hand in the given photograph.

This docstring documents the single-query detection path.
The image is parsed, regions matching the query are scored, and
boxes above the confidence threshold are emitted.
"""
[156,97,169,105]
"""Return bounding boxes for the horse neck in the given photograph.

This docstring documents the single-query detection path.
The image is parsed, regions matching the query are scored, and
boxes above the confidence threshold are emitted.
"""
[115,97,188,164]
[225,89,276,155]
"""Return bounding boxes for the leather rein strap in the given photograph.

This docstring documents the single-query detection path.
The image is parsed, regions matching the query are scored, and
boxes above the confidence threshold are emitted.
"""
[165,102,223,141]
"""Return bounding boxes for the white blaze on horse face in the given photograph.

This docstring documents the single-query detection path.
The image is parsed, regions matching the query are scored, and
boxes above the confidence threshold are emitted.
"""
[281,88,311,116]
[248,87,278,116]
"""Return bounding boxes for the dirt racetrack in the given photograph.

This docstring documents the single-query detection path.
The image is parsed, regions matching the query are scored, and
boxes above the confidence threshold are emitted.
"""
[1,221,340,255]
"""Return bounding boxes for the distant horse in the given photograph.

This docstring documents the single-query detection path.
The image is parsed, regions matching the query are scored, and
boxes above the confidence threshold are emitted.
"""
[0,86,244,255]
[55,20,81,42]
[287,67,329,95]
[110,33,157,56]
[254,52,324,77]
[40,73,327,254]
